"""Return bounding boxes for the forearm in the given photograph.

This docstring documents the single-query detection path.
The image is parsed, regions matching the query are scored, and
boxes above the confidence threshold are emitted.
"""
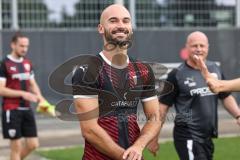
[0,87,23,98]
[147,103,169,145]
[75,98,124,159]
[81,122,125,160]
[32,89,44,101]
[150,132,160,143]
[223,95,240,118]
[30,82,45,101]
[223,79,240,92]
[133,117,161,149]
[134,99,166,148]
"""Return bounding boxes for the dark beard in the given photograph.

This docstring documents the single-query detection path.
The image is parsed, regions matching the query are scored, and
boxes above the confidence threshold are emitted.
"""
[15,51,25,58]
[104,28,133,46]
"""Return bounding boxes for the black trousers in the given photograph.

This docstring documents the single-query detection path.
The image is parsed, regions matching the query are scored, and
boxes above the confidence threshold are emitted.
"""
[174,139,214,160]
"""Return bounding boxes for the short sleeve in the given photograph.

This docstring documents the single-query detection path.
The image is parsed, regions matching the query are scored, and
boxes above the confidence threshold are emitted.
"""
[30,61,35,79]
[218,73,231,99]
[72,65,100,99]
[159,69,179,106]
[140,64,158,102]
[0,60,7,81]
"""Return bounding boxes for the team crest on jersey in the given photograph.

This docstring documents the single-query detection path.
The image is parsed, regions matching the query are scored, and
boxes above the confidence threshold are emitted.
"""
[24,63,31,71]
[8,129,16,138]
[132,75,137,85]
[184,77,196,87]
[10,66,17,72]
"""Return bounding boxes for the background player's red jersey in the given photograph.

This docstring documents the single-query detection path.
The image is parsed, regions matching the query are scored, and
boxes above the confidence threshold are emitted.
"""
[0,55,34,110]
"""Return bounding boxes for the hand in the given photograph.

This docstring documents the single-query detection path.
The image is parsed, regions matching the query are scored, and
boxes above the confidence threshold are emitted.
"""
[36,101,56,117]
[206,78,225,93]
[193,55,210,78]
[122,145,143,160]
[193,55,223,93]
[146,139,159,156]
[37,96,47,104]
[21,92,38,102]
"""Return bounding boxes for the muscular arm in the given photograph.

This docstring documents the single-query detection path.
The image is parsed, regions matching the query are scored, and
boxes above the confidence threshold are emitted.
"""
[123,98,162,159]
[218,78,240,92]
[146,68,177,156]
[204,78,240,93]
[222,95,240,119]
[158,102,170,127]
[137,98,162,148]
[74,98,125,160]
[29,78,46,102]
[0,80,37,102]
[146,101,169,155]
[193,55,240,93]
[0,80,24,97]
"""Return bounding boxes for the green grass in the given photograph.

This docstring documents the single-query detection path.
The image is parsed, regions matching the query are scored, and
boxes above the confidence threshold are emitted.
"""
[38,136,240,160]
[38,146,84,160]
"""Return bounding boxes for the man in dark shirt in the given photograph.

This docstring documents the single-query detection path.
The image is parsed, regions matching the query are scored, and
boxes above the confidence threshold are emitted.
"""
[158,31,240,160]
[0,32,47,160]
[72,4,161,160]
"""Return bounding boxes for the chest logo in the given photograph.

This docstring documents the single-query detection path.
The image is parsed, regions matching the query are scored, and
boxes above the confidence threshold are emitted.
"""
[184,77,196,87]
[10,66,17,72]
[24,63,31,71]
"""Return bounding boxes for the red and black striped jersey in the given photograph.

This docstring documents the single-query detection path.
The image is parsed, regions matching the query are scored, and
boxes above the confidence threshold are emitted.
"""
[72,52,157,160]
[0,55,34,110]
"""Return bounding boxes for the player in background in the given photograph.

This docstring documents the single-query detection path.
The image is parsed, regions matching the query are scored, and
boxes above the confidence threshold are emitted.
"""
[0,32,50,160]
[150,31,240,160]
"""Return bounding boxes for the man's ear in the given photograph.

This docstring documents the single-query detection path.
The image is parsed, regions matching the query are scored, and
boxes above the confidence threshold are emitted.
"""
[98,24,104,34]
[10,42,15,50]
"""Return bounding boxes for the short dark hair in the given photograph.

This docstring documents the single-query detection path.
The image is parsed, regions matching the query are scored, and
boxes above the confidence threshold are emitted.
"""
[11,32,28,43]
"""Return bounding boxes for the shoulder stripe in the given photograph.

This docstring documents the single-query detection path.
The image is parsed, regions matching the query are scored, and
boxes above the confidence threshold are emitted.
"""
[141,95,158,102]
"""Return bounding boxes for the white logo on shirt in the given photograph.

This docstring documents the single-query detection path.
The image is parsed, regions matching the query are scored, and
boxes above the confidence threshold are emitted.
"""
[72,65,88,75]
[184,77,196,87]
[190,87,215,96]
[12,73,31,80]
[111,101,138,107]
[132,75,137,85]
[8,129,16,138]
[79,65,88,72]
[24,64,31,71]
[10,66,17,72]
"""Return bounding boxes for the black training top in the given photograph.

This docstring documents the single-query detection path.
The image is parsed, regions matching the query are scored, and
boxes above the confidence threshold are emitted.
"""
[159,61,230,142]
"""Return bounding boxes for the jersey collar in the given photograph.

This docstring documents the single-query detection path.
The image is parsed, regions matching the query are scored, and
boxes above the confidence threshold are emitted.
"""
[99,51,129,69]
[7,54,24,63]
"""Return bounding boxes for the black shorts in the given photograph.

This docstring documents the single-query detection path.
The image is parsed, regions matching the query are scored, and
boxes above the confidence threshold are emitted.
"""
[1,108,37,139]
[174,139,214,160]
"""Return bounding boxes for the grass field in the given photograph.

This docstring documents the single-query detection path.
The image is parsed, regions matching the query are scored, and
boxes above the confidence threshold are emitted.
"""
[38,136,240,160]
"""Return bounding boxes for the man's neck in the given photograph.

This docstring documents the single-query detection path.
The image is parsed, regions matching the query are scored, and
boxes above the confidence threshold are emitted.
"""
[186,59,200,70]
[10,52,22,59]
[103,48,127,59]
[102,49,128,67]
[8,53,24,63]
